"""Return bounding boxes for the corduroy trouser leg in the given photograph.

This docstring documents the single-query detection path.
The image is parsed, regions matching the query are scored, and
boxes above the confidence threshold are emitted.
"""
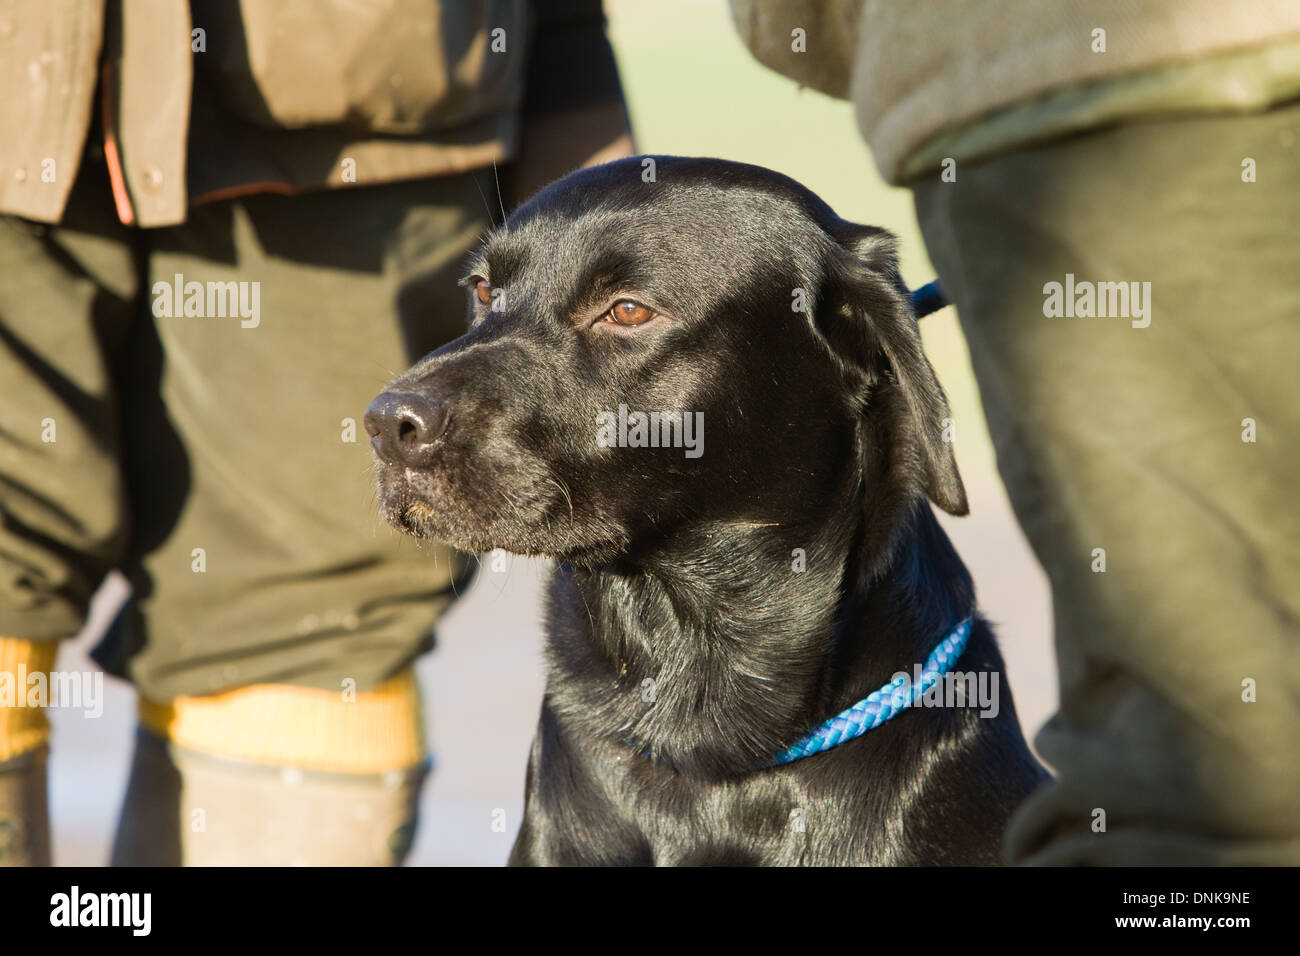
[914,100,1300,864]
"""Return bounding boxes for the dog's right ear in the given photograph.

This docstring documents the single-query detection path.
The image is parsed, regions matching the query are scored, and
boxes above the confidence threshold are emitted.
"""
[814,224,968,516]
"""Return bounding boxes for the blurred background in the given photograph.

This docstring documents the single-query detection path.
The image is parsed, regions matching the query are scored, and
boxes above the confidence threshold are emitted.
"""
[47,0,1053,865]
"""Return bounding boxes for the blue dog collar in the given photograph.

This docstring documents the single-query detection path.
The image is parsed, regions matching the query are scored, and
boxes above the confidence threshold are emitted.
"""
[910,279,947,318]
[767,617,973,766]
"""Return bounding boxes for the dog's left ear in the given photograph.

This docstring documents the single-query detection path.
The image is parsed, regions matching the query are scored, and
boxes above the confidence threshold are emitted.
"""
[817,224,968,516]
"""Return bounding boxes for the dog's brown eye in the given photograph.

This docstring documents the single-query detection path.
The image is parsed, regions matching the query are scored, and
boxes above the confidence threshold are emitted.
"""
[606,300,655,326]
[474,279,492,306]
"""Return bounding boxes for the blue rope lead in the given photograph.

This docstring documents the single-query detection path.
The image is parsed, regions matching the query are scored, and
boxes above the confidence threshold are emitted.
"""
[911,279,947,318]
[767,617,973,766]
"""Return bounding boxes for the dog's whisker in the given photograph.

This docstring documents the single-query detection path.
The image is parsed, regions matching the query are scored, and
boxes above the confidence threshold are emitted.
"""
[491,160,508,232]
[469,170,500,229]
[546,476,576,525]
[495,487,529,528]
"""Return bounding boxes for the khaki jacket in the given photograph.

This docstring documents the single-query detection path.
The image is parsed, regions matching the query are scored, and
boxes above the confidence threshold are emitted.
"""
[0,0,530,226]
[730,0,1300,184]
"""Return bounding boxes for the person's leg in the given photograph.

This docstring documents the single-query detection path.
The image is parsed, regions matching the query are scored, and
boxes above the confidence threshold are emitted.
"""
[0,640,56,866]
[0,144,140,865]
[914,100,1300,864]
[106,172,488,865]
[111,673,428,866]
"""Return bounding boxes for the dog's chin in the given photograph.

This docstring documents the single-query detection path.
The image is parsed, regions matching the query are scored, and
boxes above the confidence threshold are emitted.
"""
[377,483,629,564]
[394,498,457,541]
[378,490,493,552]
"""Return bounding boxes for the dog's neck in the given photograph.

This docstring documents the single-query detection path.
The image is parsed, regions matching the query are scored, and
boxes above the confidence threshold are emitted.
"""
[546,487,974,778]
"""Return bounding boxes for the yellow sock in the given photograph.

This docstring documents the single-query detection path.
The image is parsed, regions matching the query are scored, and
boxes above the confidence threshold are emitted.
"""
[138,668,426,774]
[0,638,59,763]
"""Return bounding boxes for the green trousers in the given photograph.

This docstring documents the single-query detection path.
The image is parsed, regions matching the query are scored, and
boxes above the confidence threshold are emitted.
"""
[915,99,1300,864]
[0,144,482,699]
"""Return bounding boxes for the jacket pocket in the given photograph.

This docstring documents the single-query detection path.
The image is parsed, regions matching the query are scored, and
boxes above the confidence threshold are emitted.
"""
[191,0,527,134]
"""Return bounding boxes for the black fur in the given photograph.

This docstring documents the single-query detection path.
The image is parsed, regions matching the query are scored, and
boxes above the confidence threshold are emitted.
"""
[366,156,1048,865]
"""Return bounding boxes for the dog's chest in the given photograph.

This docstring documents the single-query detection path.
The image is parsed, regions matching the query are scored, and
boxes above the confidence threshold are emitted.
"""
[520,704,915,866]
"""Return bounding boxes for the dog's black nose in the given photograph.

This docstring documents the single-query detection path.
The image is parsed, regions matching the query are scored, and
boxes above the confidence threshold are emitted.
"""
[364,391,449,467]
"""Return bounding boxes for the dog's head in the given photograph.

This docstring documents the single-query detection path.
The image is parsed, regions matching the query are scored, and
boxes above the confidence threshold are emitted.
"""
[367,156,965,564]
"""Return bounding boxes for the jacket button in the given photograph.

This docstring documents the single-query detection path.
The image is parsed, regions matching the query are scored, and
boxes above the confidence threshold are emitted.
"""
[142,165,164,190]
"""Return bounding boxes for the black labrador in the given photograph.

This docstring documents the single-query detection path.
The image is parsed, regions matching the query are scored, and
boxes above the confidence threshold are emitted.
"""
[365,156,1047,865]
